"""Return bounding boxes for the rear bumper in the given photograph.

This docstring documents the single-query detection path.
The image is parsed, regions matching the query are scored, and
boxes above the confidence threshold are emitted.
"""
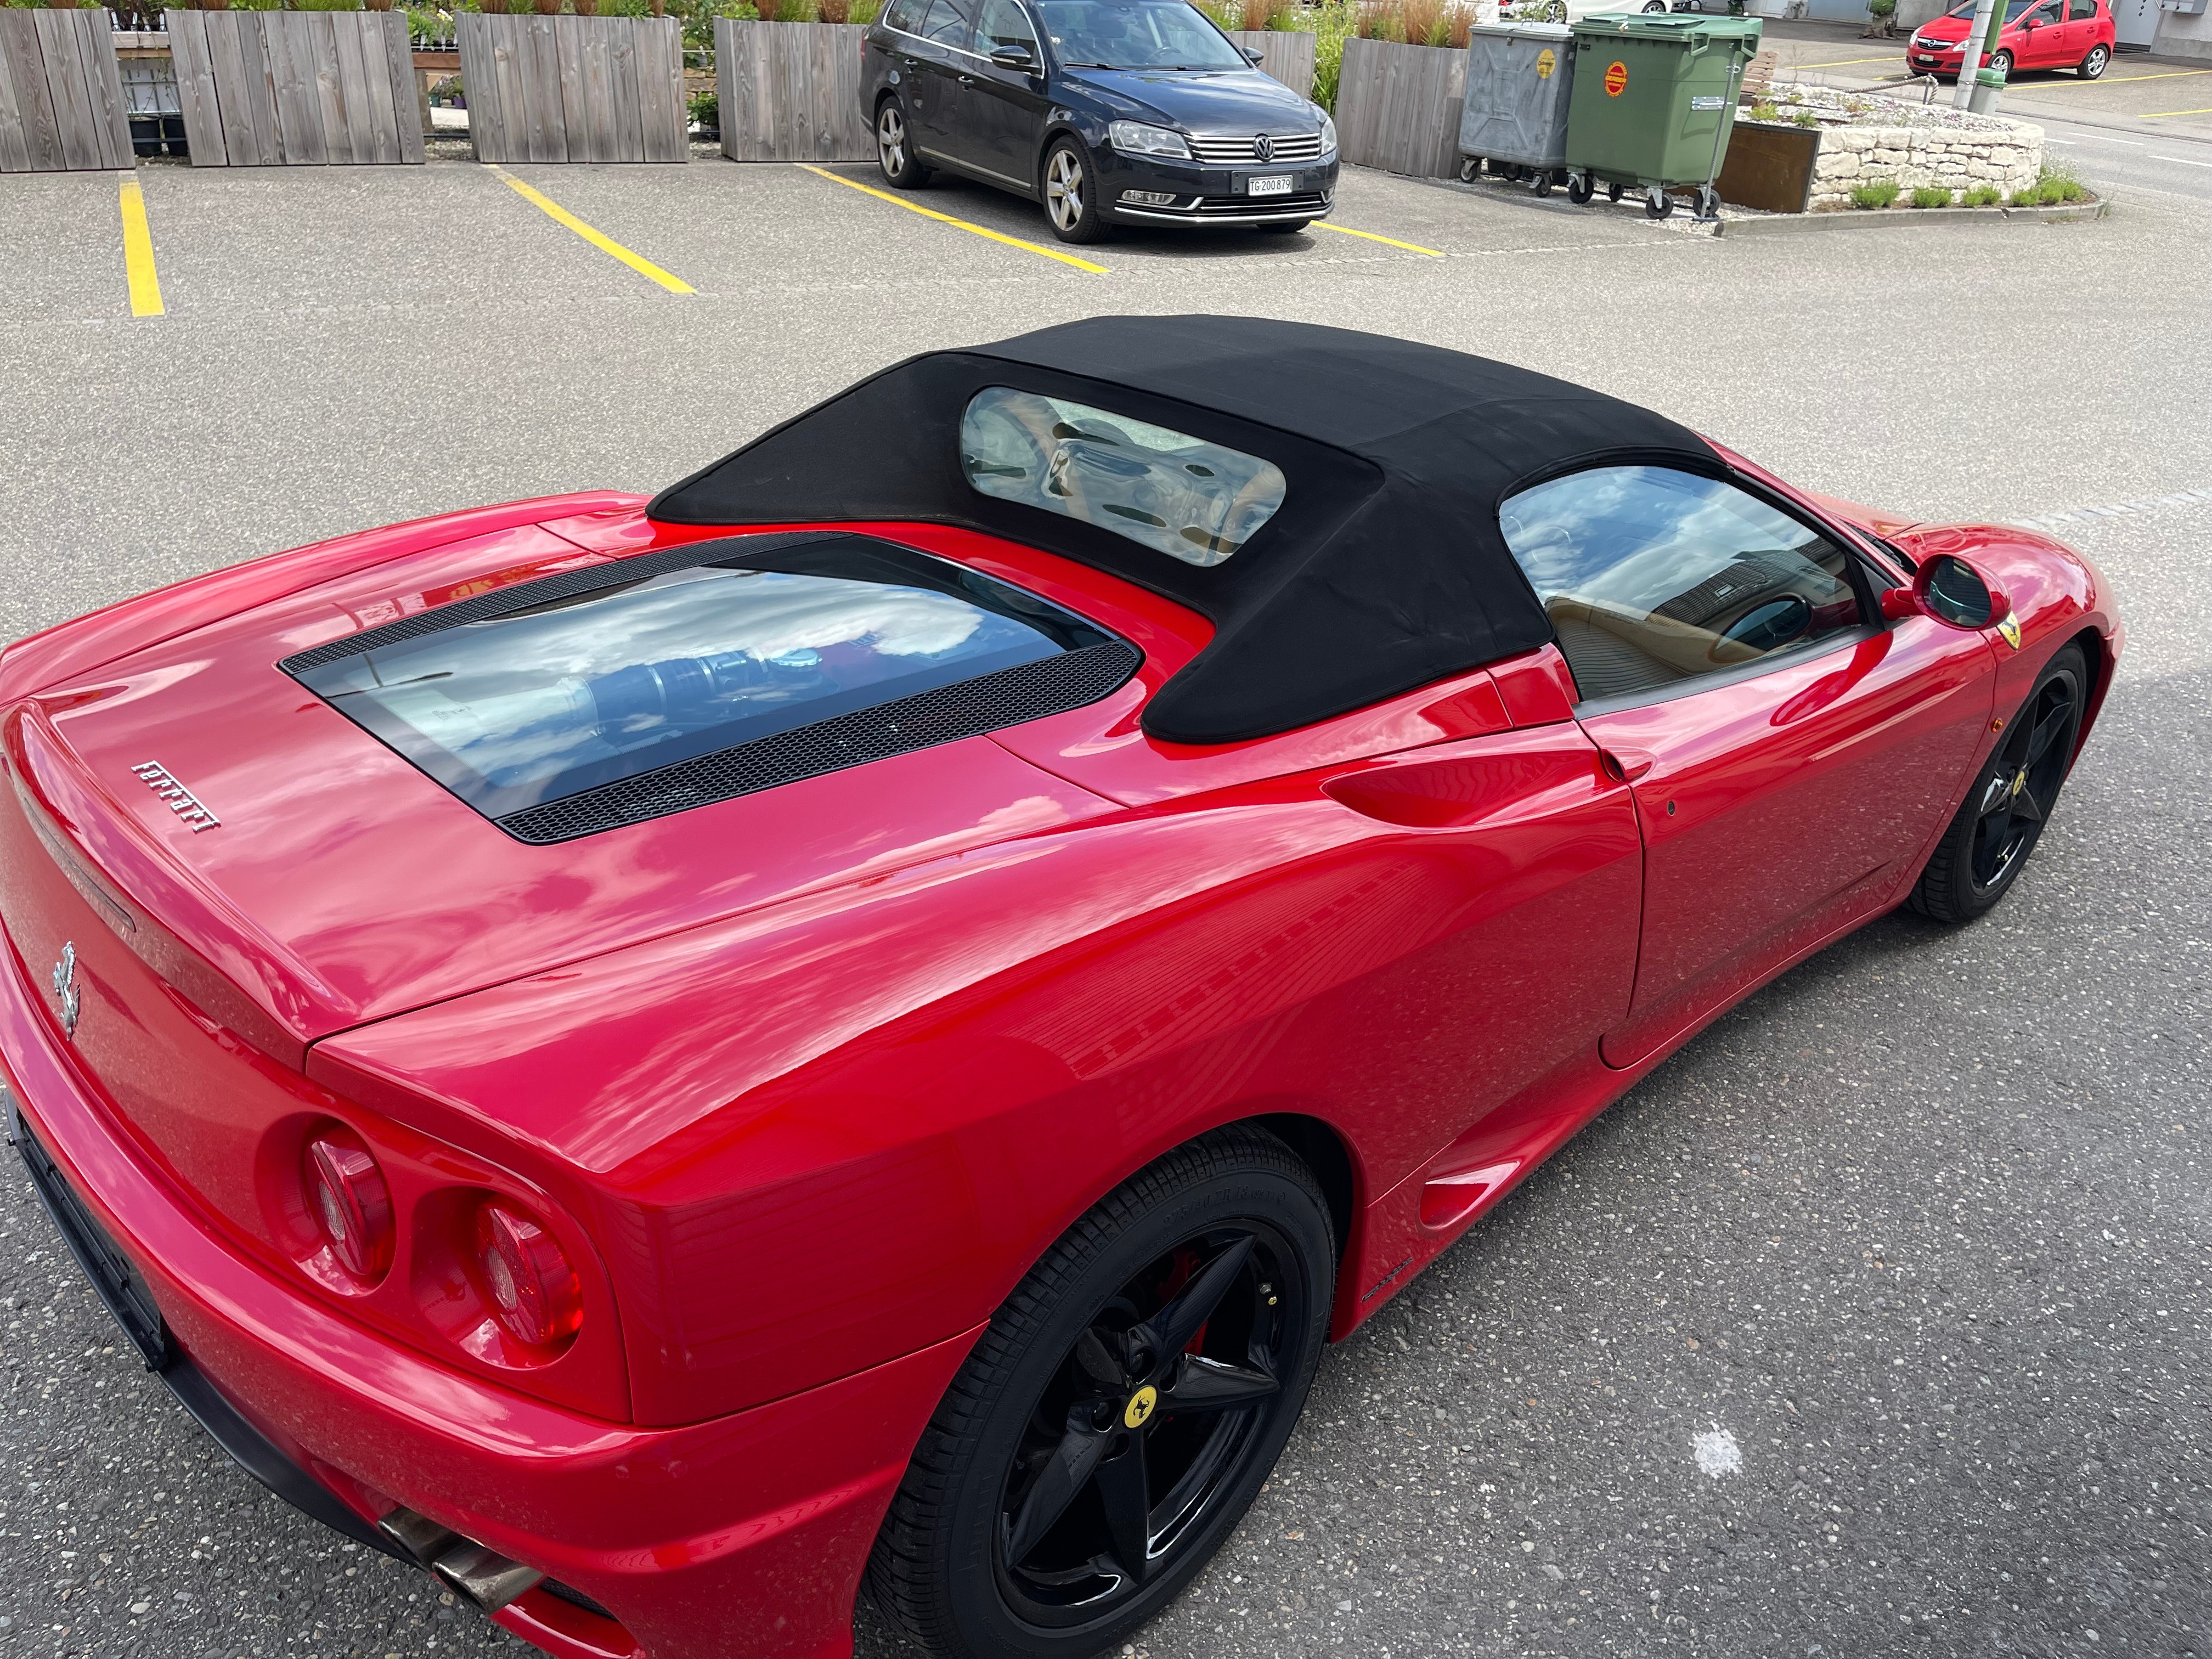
[0,924,979,1659]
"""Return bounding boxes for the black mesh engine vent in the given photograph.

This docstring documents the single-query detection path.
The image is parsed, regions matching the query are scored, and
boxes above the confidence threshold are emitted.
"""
[496,641,1141,844]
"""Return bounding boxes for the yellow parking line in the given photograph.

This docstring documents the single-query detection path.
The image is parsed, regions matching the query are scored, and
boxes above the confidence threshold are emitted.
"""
[2143,105,2212,117]
[1791,55,1903,67]
[118,174,163,318]
[487,166,695,294]
[2011,67,2212,89]
[799,164,1108,273]
[1313,222,1445,257]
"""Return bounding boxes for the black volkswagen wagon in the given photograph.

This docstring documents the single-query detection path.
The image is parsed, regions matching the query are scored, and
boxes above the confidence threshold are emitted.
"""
[862,0,1339,243]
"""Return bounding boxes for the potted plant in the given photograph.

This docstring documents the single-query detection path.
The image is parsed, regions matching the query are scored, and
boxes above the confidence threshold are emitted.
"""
[1865,0,1896,37]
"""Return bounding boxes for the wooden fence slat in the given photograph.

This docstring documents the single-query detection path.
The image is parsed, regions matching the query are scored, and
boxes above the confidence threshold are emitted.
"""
[263,12,318,163]
[578,16,613,164]
[234,13,284,166]
[204,13,260,165]
[81,8,133,170]
[165,11,223,166]
[642,16,684,162]
[328,11,372,163]
[0,14,31,174]
[377,12,422,162]
[607,16,643,163]
[351,13,398,163]
[32,7,98,171]
[555,13,590,162]
[307,12,353,162]
[0,9,59,173]
[456,15,499,161]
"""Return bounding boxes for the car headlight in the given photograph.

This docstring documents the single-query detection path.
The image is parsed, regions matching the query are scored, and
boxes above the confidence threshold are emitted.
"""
[1317,108,1338,157]
[1108,121,1191,160]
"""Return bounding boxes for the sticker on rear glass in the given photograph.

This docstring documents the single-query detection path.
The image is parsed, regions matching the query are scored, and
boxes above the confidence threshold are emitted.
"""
[1536,47,1556,77]
[1690,94,1725,109]
[1604,59,1628,95]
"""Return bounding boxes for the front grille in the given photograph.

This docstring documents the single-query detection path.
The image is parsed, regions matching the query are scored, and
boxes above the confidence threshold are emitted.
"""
[1186,131,1325,165]
[497,641,1142,844]
[1190,191,1331,217]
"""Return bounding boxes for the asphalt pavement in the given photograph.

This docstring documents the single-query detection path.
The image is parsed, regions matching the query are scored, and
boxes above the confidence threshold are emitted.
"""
[1,139,2208,1659]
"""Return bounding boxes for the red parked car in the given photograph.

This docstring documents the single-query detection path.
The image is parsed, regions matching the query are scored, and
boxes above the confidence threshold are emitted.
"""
[1909,0,2117,81]
[2,320,2119,1659]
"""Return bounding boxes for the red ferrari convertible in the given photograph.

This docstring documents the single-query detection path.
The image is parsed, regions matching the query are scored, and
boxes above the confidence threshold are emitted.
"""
[1,319,2118,1659]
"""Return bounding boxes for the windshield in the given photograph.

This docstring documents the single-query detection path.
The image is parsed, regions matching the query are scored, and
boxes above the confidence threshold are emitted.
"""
[1035,0,1245,69]
[1942,1,2038,20]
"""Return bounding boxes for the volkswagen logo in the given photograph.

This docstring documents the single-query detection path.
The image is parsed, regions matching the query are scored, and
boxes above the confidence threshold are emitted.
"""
[1253,132,1274,162]
[50,942,80,1040]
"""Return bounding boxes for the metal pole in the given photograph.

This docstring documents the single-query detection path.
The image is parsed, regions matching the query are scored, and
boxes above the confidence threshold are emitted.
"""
[1696,50,1743,218]
[1952,0,1998,107]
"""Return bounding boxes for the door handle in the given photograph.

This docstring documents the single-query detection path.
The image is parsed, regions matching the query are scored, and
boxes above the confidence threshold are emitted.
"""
[1599,748,1656,783]
[958,73,975,83]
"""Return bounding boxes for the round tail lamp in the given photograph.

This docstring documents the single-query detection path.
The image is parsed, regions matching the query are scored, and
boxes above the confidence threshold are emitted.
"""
[474,1202,583,1347]
[304,1135,394,1281]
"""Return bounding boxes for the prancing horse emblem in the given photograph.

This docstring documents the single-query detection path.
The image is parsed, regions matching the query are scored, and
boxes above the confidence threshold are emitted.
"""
[1253,133,1274,162]
[50,942,80,1040]
[1123,1385,1159,1429]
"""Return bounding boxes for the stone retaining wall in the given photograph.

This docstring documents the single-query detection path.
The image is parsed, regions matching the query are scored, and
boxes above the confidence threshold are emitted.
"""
[1807,116,2042,209]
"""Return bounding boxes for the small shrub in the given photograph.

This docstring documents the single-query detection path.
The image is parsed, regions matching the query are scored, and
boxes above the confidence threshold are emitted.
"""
[1791,112,1820,128]
[687,88,718,125]
[1910,186,1952,208]
[1750,100,1779,121]
[1308,0,1357,109]
[1959,184,2001,206]
[2033,163,2086,204]
[1849,178,1901,209]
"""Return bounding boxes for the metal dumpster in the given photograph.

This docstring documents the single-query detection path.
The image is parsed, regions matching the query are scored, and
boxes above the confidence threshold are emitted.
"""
[1562,12,1763,219]
[1457,22,1577,198]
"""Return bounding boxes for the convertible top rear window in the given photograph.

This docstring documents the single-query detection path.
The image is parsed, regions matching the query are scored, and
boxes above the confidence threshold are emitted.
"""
[293,534,1135,840]
[961,386,1286,568]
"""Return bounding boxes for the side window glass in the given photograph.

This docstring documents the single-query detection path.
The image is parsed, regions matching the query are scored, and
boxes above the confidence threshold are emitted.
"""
[883,0,926,31]
[977,0,1038,52]
[919,0,978,47]
[2069,0,2096,19]
[1499,466,1865,705]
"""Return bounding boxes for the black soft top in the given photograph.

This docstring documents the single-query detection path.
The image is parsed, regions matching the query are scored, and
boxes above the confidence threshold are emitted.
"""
[648,316,1717,745]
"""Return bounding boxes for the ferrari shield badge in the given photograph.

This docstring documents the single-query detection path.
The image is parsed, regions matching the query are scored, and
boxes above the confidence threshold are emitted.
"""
[1996,610,2024,650]
[1124,1385,1159,1429]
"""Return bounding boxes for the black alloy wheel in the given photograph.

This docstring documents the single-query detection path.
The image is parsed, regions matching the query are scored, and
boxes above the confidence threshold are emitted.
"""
[878,98,930,188]
[1910,644,2087,923]
[868,1125,1334,1659]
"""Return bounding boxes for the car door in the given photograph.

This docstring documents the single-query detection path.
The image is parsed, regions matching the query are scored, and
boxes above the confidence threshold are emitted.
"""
[961,0,1051,192]
[1497,465,1997,1070]
[906,0,980,159]
[2064,0,2101,60]
[2017,0,2064,64]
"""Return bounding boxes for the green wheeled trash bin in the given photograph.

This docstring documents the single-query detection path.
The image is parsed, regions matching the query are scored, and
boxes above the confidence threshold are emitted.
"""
[1563,12,1762,220]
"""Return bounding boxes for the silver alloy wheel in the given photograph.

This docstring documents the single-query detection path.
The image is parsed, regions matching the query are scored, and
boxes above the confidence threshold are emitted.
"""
[878,105,907,178]
[1046,148,1085,232]
[2083,42,2108,75]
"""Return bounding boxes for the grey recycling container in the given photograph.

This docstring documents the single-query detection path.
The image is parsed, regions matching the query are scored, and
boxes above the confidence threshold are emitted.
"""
[1458,21,1577,195]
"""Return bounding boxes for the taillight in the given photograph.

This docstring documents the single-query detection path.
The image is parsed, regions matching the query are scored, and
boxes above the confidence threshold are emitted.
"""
[304,1134,393,1282]
[473,1202,582,1347]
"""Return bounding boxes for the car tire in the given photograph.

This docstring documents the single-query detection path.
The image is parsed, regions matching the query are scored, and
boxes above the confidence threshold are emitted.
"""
[1908,644,2087,924]
[1990,47,2014,76]
[2079,42,2109,77]
[866,1122,1336,1659]
[1041,138,1107,244]
[877,98,930,189]
[1257,219,1310,233]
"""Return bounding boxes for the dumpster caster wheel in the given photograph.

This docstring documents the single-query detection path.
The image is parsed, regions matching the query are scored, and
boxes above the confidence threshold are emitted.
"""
[1606,182,1624,203]
[1695,185,1721,219]
[1567,173,1594,204]
[1530,172,1552,198]
[1460,157,1479,183]
[1645,187,1674,219]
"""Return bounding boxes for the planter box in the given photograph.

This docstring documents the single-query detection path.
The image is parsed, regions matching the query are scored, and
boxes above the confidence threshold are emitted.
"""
[1335,35,1465,178]
[715,19,867,162]
[167,10,422,166]
[0,6,133,173]
[1715,119,1820,212]
[1228,29,1318,100]
[456,12,686,164]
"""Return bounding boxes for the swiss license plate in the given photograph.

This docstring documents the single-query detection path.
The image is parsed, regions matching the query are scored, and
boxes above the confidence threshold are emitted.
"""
[1246,174,1293,197]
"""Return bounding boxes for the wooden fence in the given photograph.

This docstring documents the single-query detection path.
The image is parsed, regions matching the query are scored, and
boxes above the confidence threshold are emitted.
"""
[457,13,687,165]
[1228,29,1318,100]
[167,10,422,167]
[715,19,867,163]
[0,7,131,174]
[1334,34,1465,178]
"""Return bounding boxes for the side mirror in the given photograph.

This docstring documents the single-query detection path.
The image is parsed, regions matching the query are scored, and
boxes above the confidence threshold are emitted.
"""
[1243,46,1265,64]
[1883,552,2008,633]
[991,43,1037,67]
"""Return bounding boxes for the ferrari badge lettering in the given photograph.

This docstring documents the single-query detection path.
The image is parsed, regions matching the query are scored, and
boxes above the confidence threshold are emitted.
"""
[129,760,222,832]
[1536,47,1556,77]
[1124,1385,1159,1429]
[50,942,80,1040]
[1604,60,1629,97]
[1995,609,2023,650]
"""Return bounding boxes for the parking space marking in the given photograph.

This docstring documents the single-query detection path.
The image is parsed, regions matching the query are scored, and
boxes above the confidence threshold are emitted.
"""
[2143,106,2212,118]
[1313,222,1444,257]
[1791,55,1901,68]
[117,174,163,318]
[2013,67,2212,91]
[2153,153,2212,165]
[800,165,1109,273]
[487,167,695,294]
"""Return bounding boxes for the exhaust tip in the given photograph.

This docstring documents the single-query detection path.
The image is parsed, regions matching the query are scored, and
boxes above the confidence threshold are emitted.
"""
[432,1540,545,1614]
[377,1508,461,1567]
